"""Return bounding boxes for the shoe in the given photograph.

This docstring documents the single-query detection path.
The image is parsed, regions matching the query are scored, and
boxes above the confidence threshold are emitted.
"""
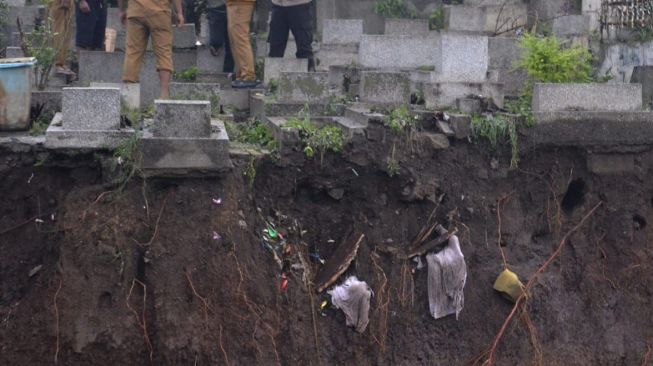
[231,79,261,89]
[210,46,222,57]
[55,65,76,76]
[308,57,317,72]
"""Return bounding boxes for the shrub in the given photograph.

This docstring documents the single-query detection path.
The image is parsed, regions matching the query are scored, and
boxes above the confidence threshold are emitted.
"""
[374,0,416,18]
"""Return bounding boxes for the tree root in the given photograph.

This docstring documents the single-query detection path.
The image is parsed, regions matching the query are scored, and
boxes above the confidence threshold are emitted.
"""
[473,201,602,366]
[185,271,211,326]
[219,325,231,366]
[126,279,153,363]
[642,343,652,366]
[53,278,62,364]
[370,252,390,354]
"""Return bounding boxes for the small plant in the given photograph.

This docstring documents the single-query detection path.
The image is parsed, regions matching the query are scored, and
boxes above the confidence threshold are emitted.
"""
[429,6,445,31]
[225,118,278,151]
[22,19,56,90]
[244,156,256,188]
[255,57,265,81]
[471,114,519,168]
[174,66,198,82]
[374,0,416,18]
[268,78,278,94]
[385,105,417,134]
[386,143,400,177]
[504,96,534,127]
[517,33,593,95]
[284,107,345,165]
[111,133,142,189]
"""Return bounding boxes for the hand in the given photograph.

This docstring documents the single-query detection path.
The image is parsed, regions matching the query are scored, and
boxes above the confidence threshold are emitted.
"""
[79,0,90,13]
[175,13,184,28]
[120,10,127,25]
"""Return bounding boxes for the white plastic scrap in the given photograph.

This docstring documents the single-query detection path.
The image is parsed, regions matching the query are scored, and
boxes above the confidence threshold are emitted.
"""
[426,234,467,320]
[327,276,373,333]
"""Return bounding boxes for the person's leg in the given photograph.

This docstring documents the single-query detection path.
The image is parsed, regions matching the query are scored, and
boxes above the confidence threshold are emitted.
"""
[288,2,314,59]
[226,2,255,81]
[50,0,75,71]
[148,11,174,99]
[122,16,149,83]
[216,5,234,73]
[267,4,289,58]
[92,0,107,50]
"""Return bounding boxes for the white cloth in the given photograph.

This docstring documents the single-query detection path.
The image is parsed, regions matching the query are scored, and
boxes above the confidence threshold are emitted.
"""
[426,235,467,320]
[327,276,372,333]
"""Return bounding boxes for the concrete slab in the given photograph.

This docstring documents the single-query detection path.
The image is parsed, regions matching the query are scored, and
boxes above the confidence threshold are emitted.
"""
[359,71,411,105]
[278,72,330,103]
[264,57,308,85]
[384,18,430,35]
[45,113,135,149]
[323,19,364,44]
[62,87,121,130]
[358,34,440,69]
[532,83,643,112]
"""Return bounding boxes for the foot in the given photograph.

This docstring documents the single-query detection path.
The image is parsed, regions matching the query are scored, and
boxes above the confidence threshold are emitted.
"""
[308,57,317,72]
[55,65,76,76]
[210,46,222,57]
[231,79,261,89]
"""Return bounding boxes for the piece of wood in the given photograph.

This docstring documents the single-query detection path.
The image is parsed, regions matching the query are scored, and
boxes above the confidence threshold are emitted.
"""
[314,232,365,293]
[401,228,457,259]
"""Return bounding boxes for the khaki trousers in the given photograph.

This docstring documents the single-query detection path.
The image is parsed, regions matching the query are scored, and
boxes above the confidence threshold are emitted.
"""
[48,0,74,66]
[122,12,174,83]
[226,2,255,81]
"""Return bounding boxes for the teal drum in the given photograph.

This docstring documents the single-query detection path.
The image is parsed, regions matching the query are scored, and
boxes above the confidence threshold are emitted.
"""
[0,57,36,131]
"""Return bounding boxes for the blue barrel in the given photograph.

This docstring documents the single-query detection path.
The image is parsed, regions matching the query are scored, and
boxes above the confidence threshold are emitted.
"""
[0,57,36,131]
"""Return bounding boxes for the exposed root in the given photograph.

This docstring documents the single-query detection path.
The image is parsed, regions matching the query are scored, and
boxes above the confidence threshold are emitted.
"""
[53,278,62,364]
[596,239,619,290]
[185,271,211,326]
[520,307,543,366]
[81,191,114,221]
[642,343,652,366]
[474,201,602,366]
[126,279,154,363]
[370,252,390,354]
[397,261,414,309]
[219,325,231,366]
[496,192,515,269]
[140,193,169,246]
[0,212,54,236]
[231,252,280,365]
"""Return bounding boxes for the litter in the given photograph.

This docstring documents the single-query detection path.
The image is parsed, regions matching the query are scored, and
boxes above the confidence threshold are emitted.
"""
[426,234,467,320]
[310,252,325,265]
[351,168,359,177]
[280,272,289,291]
[493,268,524,303]
[28,264,42,277]
[212,231,222,241]
[27,173,33,184]
[314,232,365,293]
[212,198,222,206]
[34,218,44,223]
[328,276,373,333]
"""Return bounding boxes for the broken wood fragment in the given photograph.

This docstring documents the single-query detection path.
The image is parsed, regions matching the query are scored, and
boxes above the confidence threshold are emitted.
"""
[314,232,365,293]
[401,227,458,259]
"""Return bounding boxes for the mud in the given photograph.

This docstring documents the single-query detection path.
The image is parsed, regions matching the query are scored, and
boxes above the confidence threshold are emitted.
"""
[1,136,652,365]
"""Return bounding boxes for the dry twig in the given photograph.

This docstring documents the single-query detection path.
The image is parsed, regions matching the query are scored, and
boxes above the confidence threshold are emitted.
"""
[219,325,231,366]
[185,271,211,326]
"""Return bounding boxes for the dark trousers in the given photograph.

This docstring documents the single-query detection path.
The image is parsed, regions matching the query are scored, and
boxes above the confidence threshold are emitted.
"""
[75,0,107,49]
[207,5,234,73]
[268,2,314,59]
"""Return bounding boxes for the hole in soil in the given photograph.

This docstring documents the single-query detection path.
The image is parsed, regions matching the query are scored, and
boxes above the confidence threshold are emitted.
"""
[633,214,647,230]
[99,292,112,308]
[561,179,586,212]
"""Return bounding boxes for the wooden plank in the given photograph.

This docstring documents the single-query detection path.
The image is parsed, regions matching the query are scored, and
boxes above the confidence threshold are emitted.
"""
[314,232,365,293]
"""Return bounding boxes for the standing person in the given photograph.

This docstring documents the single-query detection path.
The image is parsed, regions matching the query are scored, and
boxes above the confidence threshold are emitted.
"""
[118,0,184,99]
[206,0,234,73]
[49,0,76,76]
[226,0,258,88]
[268,0,315,71]
[76,0,108,54]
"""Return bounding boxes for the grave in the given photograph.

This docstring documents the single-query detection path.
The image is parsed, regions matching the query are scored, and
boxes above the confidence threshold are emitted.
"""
[532,83,642,113]
[359,71,411,105]
[139,100,231,175]
[277,72,330,103]
[90,82,140,110]
[265,115,365,150]
[384,18,430,35]
[630,66,653,109]
[45,87,135,149]
[263,57,308,85]
[444,3,528,34]
[358,34,440,69]
[79,50,196,107]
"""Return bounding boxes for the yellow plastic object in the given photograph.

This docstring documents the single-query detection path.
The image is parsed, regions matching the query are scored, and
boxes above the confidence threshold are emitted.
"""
[493,268,525,303]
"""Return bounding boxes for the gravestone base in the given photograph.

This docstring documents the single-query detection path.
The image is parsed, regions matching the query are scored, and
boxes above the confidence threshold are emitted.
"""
[45,113,136,149]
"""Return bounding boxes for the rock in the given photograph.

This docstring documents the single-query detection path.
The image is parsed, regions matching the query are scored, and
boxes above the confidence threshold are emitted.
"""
[419,132,450,152]
[490,158,499,170]
[238,220,247,229]
[328,188,345,200]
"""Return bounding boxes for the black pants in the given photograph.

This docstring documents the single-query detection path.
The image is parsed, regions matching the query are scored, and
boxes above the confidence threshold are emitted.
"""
[207,5,234,73]
[76,0,107,49]
[268,2,313,59]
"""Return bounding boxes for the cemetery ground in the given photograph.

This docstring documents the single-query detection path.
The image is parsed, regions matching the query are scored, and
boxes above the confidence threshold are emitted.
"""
[1,125,652,365]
